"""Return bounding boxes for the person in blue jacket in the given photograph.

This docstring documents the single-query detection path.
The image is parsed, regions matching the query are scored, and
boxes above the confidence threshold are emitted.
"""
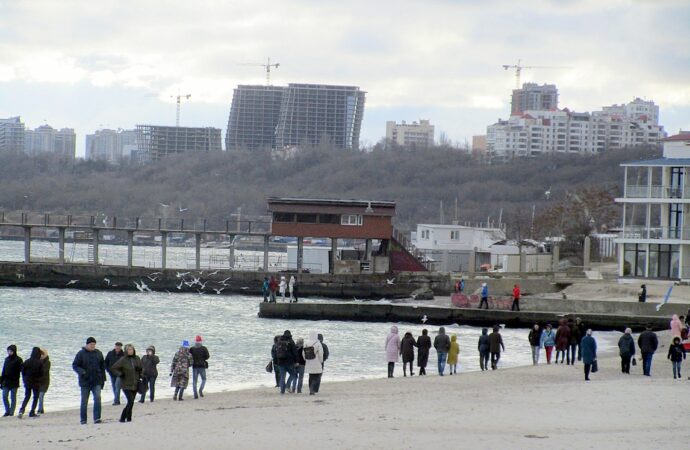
[540,323,556,364]
[479,283,489,309]
[580,329,597,381]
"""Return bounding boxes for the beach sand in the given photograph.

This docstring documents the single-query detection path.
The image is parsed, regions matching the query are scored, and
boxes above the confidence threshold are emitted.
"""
[1,344,687,450]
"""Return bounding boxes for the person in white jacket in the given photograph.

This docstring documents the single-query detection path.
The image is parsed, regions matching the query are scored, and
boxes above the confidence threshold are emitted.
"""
[303,332,324,395]
[278,276,287,302]
[288,276,296,302]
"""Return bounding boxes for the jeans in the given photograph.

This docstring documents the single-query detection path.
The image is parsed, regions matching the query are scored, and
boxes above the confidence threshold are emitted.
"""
[192,367,207,397]
[642,352,654,376]
[278,365,296,394]
[621,355,632,373]
[140,376,157,402]
[531,346,540,365]
[38,390,46,413]
[672,360,682,378]
[110,375,122,404]
[437,352,448,375]
[568,344,577,365]
[80,384,102,424]
[479,351,489,371]
[292,365,305,392]
[2,386,17,415]
[120,389,136,422]
[491,352,501,370]
[19,386,39,415]
[308,373,322,394]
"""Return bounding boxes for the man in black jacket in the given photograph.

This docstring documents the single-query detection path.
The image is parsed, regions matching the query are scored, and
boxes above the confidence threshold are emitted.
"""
[275,330,297,394]
[190,335,210,399]
[104,342,124,405]
[72,337,106,425]
[1,345,23,416]
[637,325,659,376]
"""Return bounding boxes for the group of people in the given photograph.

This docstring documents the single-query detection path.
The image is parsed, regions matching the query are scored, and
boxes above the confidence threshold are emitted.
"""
[455,280,521,312]
[269,331,328,396]
[623,314,689,379]
[262,275,298,303]
[1,346,50,418]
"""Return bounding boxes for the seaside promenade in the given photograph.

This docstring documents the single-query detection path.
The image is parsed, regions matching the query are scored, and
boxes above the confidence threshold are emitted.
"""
[0,343,685,449]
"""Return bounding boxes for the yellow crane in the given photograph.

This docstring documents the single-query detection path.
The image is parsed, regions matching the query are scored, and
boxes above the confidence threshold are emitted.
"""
[502,59,572,89]
[170,93,191,127]
[240,57,280,85]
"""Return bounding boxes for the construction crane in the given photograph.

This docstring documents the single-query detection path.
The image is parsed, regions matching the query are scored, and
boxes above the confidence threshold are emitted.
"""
[502,59,572,89]
[170,93,191,127]
[240,57,280,85]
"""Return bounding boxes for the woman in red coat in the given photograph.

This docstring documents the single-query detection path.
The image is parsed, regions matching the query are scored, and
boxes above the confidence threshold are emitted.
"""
[555,319,571,364]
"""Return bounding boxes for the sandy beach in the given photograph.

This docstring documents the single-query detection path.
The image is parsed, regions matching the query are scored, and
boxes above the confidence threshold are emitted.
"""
[1,338,687,450]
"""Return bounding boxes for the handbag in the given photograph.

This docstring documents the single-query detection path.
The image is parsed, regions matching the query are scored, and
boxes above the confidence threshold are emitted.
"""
[137,378,148,395]
[591,360,598,373]
[265,360,273,373]
[631,357,637,366]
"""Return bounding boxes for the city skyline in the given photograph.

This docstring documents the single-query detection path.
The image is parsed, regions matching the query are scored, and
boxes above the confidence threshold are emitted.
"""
[1,0,688,157]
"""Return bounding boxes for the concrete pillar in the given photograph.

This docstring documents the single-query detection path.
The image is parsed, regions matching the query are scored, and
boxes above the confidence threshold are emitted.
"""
[228,235,235,269]
[195,233,202,270]
[365,239,372,261]
[468,249,476,273]
[127,231,134,268]
[58,227,65,264]
[23,227,31,264]
[161,231,167,270]
[297,236,304,274]
[92,229,99,266]
[519,247,526,273]
[263,235,270,271]
[552,244,560,272]
[583,236,591,269]
[330,238,337,274]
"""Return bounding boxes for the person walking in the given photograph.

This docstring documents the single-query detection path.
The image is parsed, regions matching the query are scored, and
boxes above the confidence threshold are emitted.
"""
[489,325,505,370]
[139,345,159,403]
[110,344,142,423]
[447,335,460,375]
[279,276,287,302]
[541,323,556,364]
[618,328,636,374]
[275,330,297,394]
[17,347,43,419]
[2,344,23,417]
[528,324,542,365]
[318,334,329,370]
[638,284,647,303]
[416,329,432,375]
[400,332,416,377]
[479,283,489,309]
[303,332,324,395]
[37,348,50,415]
[555,319,570,364]
[433,327,451,376]
[670,314,683,338]
[638,325,659,377]
[478,328,490,371]
[170,341,193,401]
[190,335,210,399]
[292,337,306,393]
[270,335,281,387]
[667,336,687,380]
[262,276,270,302]
[289,276,296,302]
[104,342,124,405]
[567,319,580,365]
[72,337,106,425]
[581,329,597,381]
[385,326,401,378]
[511,284,521,311]
[575,318,586,361]
[269,276,278,302]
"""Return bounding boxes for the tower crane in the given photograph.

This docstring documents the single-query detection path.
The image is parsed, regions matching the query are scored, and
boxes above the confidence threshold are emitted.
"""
[502,59,572,89]
[170,93,191,127]
[240,57,280,85]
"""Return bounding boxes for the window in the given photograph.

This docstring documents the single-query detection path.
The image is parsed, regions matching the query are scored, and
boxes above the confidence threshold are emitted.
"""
[341,214,363,226]
[296,213,317,223]
[319,214,340,224]
[273,212,295,222]
[450,230,459,240]
[421,230,430,239]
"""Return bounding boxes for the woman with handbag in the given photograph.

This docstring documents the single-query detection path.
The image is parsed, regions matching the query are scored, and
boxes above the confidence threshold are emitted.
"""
[580,329,597,381]
[110,344,142,422]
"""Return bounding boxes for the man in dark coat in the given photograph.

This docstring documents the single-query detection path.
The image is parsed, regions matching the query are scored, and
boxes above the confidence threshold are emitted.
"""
[1,344,23,416]
[489,325,505,370]
[104,342,124,405]
[17,347,44,418]
[72,337,106,425]
[275,330,297,394]
[400,332,417,377]
[433,327,451,376]
[416,329,432,375]
[478,328,490,370]
[637,325,659,376]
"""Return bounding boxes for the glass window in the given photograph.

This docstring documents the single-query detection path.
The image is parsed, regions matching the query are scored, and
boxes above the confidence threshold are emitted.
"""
[296,214,317,223]
[319,214,340,224]
[273,212,295,222]
[341,214,362,226]
[635,247,646,277]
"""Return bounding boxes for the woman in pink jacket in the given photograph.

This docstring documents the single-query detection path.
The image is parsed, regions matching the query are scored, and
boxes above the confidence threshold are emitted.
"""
[385,326,401,378]
[670,314,683,338]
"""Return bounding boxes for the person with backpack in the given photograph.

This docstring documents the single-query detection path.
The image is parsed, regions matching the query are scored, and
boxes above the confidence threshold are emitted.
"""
[17,347,44,419]
[667,336,686,380]
[275,330,297,394]
[416,329,432,375]
[292,337,306,393]
[303,332,324,395]
[385,326,401,378]
[2,344,23,417]
[318,334,329,369]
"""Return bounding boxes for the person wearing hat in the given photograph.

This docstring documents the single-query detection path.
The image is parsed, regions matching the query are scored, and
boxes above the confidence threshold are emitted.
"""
[479,283,489,309]
[170,340,193,401]
[104,342,124,405]
[72,337,106,424]
[189,335,210,399]
[139,345,160,403]
[2,344,23,416]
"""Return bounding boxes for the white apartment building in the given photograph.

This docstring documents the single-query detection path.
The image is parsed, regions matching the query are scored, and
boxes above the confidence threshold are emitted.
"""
[386,119,434,147]
[615,133,690,280]
[24,125,76,159]
[0,116,26,153]
[486,98,665,158]
[85,129,138,163]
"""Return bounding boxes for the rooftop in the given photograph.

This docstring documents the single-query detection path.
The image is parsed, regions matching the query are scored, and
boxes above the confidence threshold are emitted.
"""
[267,197,396,208]
[621,158,690,167]
[662,133,690,142]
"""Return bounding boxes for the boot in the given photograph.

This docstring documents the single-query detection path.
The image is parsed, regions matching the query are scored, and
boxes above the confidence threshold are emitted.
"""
[173,387,179,401]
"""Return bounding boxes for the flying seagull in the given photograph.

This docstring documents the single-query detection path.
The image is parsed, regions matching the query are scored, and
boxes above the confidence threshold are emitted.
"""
[147,274,160,282]
[178,206,188,213]
[66,279,79,286]
[176,280,184,290]
[421,315,428,324]
[103,278,111,286]
[213,287,226,295]
[176,271,190,278]
[208,270,219,276]
[386,278,395,285]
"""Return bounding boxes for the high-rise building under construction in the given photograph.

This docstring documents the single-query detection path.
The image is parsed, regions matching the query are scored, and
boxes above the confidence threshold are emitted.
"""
[136,125,222,162]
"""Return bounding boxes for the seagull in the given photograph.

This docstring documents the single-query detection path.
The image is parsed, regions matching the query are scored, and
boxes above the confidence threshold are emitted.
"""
[134,280,144,292]
[196,271,204,276]
[184,280,196,287]
[198,281,208,290]
[208,270,219,276]
[176,280,184,290]
[220,277,232,285]
[140,280,152,292]
[178,206,188,213]
[159,203,170,208]
[421,315,428,324]
[66,279,79,286]
[191,277,201,286]
[147,274,160,282]
[149,271,162,276]
[386,278,395,285]
[213,287,226,295]
[197,289,205,295]
[103,278,111,286]
[176,271,190,278]
[545,187,552,200]
[240,286,250,290]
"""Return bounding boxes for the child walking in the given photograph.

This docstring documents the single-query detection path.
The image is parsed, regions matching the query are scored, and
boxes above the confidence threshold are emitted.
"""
[667,337,686,380]
[447,335,460,375]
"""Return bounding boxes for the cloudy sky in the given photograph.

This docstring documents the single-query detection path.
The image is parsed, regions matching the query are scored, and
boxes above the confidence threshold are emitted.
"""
[1,0,689,156]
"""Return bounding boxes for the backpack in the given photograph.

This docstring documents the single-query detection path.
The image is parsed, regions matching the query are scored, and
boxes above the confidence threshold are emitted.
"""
[322,343,329,362]
[303,346,316,360]
[275,340,290,360]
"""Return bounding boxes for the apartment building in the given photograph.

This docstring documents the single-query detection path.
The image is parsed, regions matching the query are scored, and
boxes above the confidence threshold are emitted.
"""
[85,129,138,163]
[0,116,26,153]
[135,125,222,161]
[385,119,434,147]
[24,125,76,159]
[511,83,558,115]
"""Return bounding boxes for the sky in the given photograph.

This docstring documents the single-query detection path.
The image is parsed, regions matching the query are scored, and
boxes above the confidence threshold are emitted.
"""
[1,0,689,156]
